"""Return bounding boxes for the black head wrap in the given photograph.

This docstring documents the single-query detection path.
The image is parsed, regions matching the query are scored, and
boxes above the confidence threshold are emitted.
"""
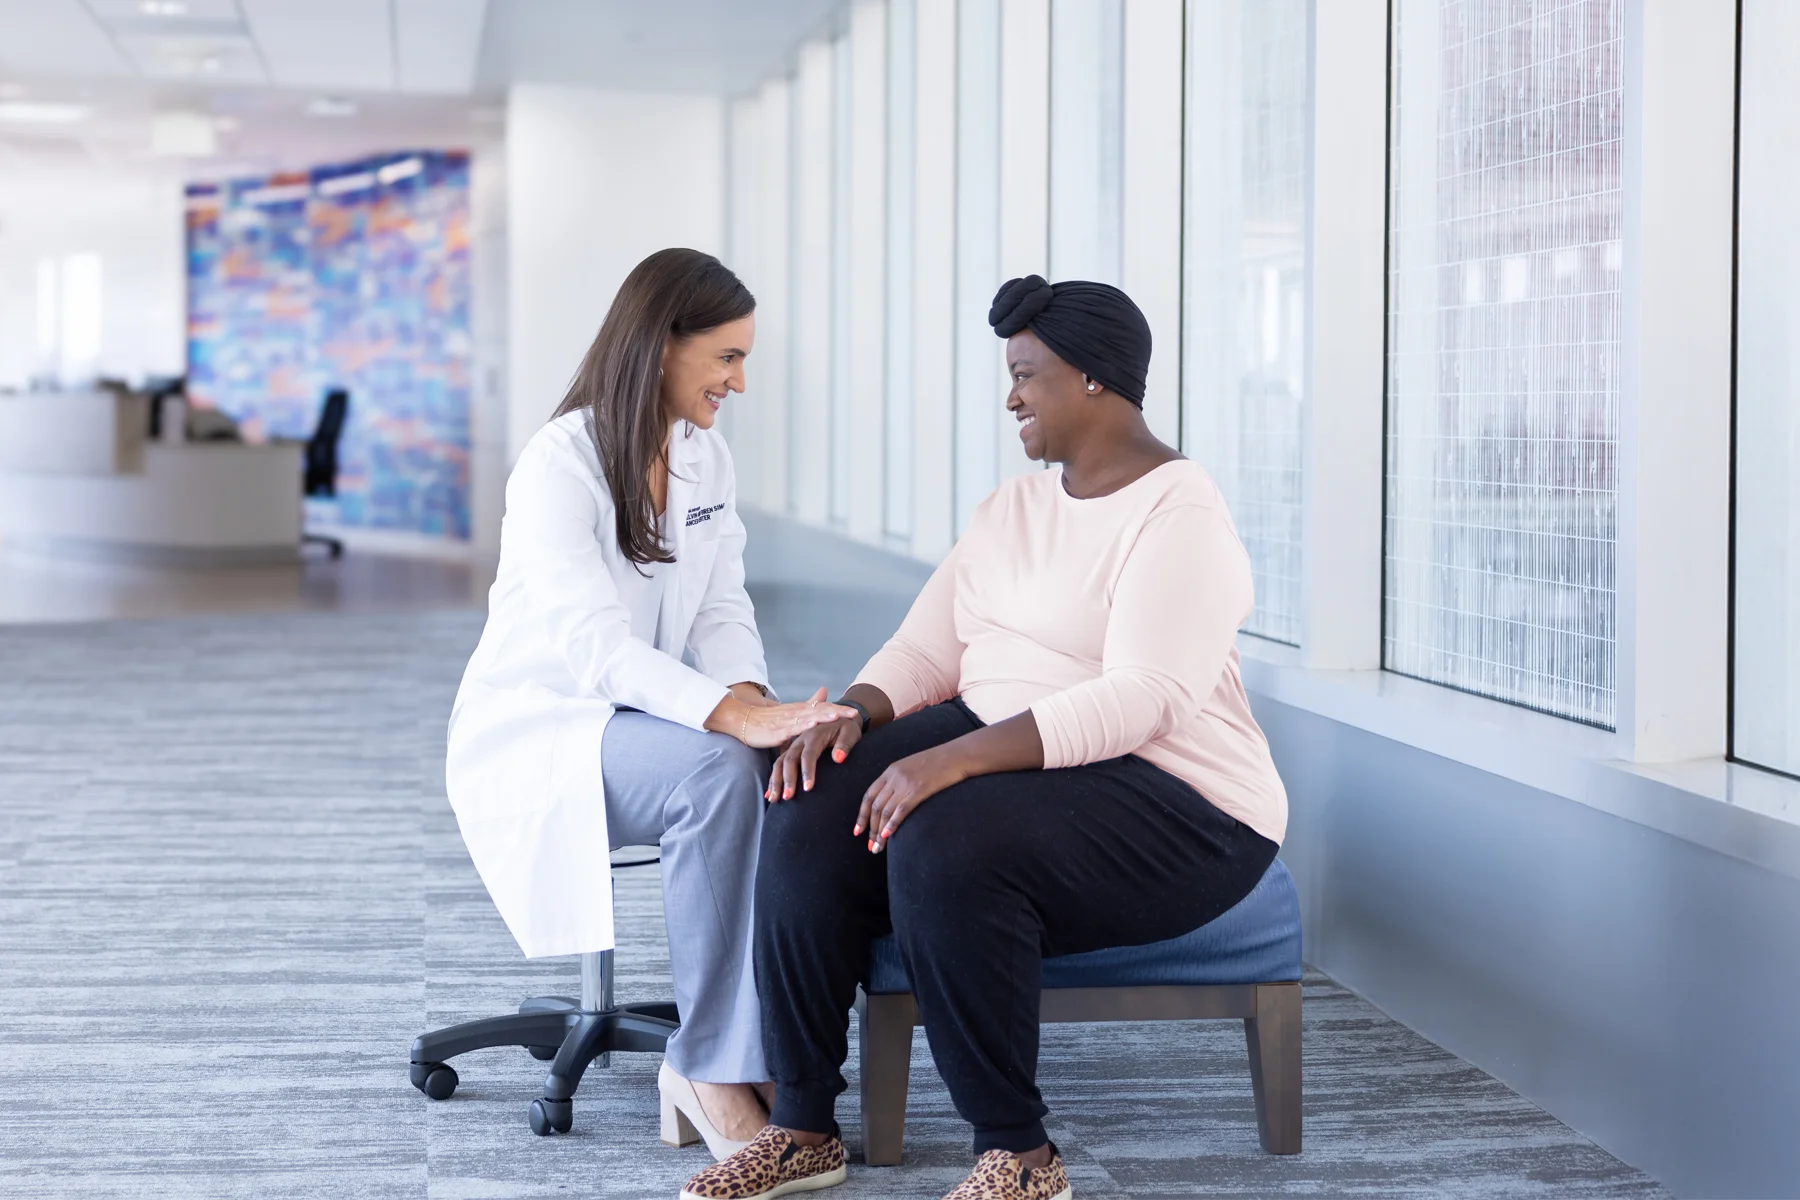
[988,275,1152,406]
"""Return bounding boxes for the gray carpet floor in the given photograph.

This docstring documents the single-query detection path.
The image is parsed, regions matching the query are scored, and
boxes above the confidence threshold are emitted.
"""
[0,603,1670,1198]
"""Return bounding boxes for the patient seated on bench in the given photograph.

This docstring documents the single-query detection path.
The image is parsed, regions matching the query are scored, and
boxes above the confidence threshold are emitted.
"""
[678,275,1294,1200]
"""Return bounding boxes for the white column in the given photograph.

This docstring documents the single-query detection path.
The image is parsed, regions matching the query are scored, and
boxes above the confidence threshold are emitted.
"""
[1614,0,1736,761]
[911,0,959,559]
[846,0,889,544]
[790,42,835,525]
[997,0,1050,482]
[953,0,1001,533]
[1121,0,1184,445]
[753,78,794,514]
[1299,0,1386,670]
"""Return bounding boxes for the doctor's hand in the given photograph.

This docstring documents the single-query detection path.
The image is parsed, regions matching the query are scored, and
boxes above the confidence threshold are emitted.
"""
[767,716,862,801]
[705,687,859,751]
[729,681,778,708]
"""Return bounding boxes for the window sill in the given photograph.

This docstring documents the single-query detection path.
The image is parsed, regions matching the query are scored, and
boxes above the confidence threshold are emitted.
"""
[1236,635,1800,883]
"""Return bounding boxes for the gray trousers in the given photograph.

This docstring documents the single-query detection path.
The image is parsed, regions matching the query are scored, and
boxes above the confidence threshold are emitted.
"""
[602,710,770,1084]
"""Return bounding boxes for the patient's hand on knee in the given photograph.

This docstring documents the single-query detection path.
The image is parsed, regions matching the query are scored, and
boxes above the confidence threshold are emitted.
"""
[768,715,863,800]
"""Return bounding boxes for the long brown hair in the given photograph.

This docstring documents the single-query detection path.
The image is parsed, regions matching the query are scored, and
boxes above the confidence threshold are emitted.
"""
[553,248,755,566]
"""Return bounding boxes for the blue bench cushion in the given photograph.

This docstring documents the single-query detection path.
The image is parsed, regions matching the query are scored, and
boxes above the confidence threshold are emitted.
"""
[865,857,1302,994]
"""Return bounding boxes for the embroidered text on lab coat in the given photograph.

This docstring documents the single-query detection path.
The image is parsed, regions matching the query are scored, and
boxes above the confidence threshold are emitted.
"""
[685,503,725,528]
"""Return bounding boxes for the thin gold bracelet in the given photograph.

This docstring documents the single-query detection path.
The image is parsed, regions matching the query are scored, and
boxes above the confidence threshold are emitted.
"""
[741,705,749,744]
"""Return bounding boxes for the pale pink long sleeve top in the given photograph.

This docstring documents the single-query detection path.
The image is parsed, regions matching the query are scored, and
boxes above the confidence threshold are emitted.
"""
[854,460,1288,845]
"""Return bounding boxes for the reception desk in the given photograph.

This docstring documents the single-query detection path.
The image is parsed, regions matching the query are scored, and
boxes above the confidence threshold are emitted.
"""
[0,392,302,565]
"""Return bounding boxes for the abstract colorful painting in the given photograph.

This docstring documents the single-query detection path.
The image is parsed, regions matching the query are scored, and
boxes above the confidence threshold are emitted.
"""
[186,152,471,539]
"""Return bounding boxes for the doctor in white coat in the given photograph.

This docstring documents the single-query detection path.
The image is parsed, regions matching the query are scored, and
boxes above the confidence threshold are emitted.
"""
[446,248,856,1159]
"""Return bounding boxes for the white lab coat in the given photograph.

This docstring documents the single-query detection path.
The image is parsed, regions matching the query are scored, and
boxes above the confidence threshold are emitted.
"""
[446,410,770,959]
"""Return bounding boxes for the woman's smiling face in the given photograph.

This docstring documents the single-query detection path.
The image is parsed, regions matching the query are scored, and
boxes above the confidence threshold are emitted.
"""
[1004,329,1091,463]
[661,314,755,431]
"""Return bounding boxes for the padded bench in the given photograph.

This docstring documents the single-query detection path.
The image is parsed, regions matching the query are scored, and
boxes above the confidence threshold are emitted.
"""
[853,857,1304,1164]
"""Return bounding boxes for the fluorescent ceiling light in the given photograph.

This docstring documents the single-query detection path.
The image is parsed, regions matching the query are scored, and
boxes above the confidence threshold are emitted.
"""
[317,171,375,197]
[0,102,91,124]
[151,110,216,157]
[140,1,189,14]
[305,97,357,118]
[242,182,311,206]
[376,157,422,185]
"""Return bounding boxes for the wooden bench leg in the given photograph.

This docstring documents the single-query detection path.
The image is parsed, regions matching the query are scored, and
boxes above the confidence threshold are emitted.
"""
[1244,981,1302,1154]
[855,990,917,1166]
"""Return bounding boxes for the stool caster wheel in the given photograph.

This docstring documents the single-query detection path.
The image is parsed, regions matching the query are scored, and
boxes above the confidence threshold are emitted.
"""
[526,1044,558,1061]
[529,1097,572,1136]
[411,1062,458,1101]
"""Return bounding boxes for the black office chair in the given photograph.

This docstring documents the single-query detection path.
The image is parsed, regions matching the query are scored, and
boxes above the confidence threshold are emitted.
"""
[302,388,349,558]
[409,853,680,1136]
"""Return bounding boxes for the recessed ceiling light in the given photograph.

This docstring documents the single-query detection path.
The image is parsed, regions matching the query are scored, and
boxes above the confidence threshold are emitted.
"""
[305,97,357,118]
[0,102,91,124]
[140,1,189,15]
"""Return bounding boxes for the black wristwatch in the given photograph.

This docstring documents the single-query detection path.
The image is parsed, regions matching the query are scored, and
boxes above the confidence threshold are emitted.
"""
[841,697,871,733]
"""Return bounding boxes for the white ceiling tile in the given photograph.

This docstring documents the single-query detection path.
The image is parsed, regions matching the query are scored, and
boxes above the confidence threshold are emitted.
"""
[0,0,134,80]
[114,33,266,84]
[475,0,848,95]
[239,0,393,91]
[394,0,485,94]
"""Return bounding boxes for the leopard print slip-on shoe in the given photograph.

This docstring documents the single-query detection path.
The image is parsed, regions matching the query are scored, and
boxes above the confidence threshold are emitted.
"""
[677,1124,847,1200]
[941,1146,1072,1200]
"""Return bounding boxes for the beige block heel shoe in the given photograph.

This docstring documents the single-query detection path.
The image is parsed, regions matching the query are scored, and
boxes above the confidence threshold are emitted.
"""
[659,1062,756,1162]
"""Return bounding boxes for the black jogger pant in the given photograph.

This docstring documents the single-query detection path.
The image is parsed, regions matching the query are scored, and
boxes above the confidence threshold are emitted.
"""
[754,698,1278,1155]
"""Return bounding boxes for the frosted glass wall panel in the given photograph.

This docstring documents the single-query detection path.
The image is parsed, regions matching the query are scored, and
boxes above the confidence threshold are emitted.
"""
[886,0,917,542]
[1735,0,1800,776]
[1181,0,1309,645]
[724,96,762,493]
[754,79,795,514]
[954,0,1001,534]
[997,0,1050,484]
[791,40,836,525]
[830,32,855,526]
[911,0,959,559]
[1048,0,1124,286]
[846,1,889,544]
[1383,0,1622,726]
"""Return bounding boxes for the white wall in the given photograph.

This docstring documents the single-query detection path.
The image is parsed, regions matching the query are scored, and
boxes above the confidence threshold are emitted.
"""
[0,167,186,391]
[504,84,726,466]
[468,143,510,555]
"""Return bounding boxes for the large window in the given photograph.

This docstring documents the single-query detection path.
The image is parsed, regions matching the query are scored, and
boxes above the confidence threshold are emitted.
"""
[1734,0,1800,777]
[1383,0,1622,725]
[1182,0,1310,645]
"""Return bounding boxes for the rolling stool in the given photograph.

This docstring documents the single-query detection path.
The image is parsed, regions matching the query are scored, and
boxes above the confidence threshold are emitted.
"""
[409,853,676,1136]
